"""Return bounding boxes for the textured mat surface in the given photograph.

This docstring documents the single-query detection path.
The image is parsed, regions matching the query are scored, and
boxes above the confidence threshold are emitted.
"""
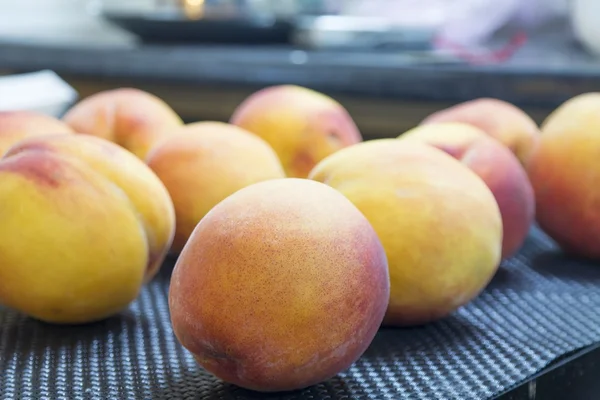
[1,226,600,400]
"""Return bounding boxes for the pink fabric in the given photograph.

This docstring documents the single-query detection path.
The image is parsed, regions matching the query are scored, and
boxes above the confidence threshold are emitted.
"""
[342,0,564,46]
[439,0,521,46]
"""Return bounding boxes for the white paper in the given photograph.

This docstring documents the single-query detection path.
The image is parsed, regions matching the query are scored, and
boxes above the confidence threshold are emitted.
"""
[0,70,78,117]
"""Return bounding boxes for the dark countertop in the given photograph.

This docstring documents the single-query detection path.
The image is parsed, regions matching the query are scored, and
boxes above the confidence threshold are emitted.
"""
[2,22,600,108]
[496,343,600,400]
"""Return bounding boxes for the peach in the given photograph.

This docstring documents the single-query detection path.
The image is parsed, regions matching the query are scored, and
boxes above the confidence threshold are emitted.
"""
[0,110,74,156]
[0,135,175,324]
[230,85,362,178]
[146,121,285,253]
[169,178,389,392]
[421,98,540,165]
[309,140,502,326]
[399,122,535,258]
[62,88,183,159]
[527,92,600,259]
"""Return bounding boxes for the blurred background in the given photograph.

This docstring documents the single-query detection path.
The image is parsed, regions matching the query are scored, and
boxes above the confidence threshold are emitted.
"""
[1,0,599,139]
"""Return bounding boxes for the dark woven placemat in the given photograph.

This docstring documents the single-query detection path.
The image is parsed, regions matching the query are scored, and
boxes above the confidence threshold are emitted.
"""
[1,226,600,400]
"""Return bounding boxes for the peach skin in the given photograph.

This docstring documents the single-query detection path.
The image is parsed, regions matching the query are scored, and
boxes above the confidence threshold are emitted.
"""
[230,85,362,178]
[146,121,285,253]
[309,140,502,327]
[527,92,600,259]
[0,110,73,156]
[169,178,389,392]
[62,88,183,159]
[0,151,147,324]
[0,134,175,324]
[400,122,535,258]
[7,134,176,282]
[421,98,540,166]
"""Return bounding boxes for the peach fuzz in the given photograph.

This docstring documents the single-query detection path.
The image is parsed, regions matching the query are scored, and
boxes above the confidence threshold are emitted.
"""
[62,88,183,159]
[169,178,389,392]
[146,121,285,253]
[309,140,502,326]
[399,122,535,258]
[527,92,600,259]
[421,98,540,166]
[230,85,362,178]
[0,110,74,156]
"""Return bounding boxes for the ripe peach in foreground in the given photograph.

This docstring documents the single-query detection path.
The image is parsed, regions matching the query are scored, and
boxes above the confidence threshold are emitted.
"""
[230,84,362,178]
[309,140,502,326]
[0,110,74,156]
[399,122,535,258]
[0,135,175,324]
[421,98,540,165]
[169,178,389,392]
[527,92,600,259]
[146,121,285,253]
[62,88,183,159]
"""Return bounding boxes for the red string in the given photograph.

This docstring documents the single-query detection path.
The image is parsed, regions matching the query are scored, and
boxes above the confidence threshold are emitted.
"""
[434,31,528,64]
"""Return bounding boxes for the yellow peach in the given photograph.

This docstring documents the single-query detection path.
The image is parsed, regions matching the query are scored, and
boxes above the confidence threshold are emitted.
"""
[63,88,183,159]
[0,152,146,323]
[400,122,535,258]
[7,134,175,281]
[0,110,73,156]
[309,140,502,326]
[230,85,362,178]
[421,98,540,165]
[146,121,285,252]
[527,92,600,259]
